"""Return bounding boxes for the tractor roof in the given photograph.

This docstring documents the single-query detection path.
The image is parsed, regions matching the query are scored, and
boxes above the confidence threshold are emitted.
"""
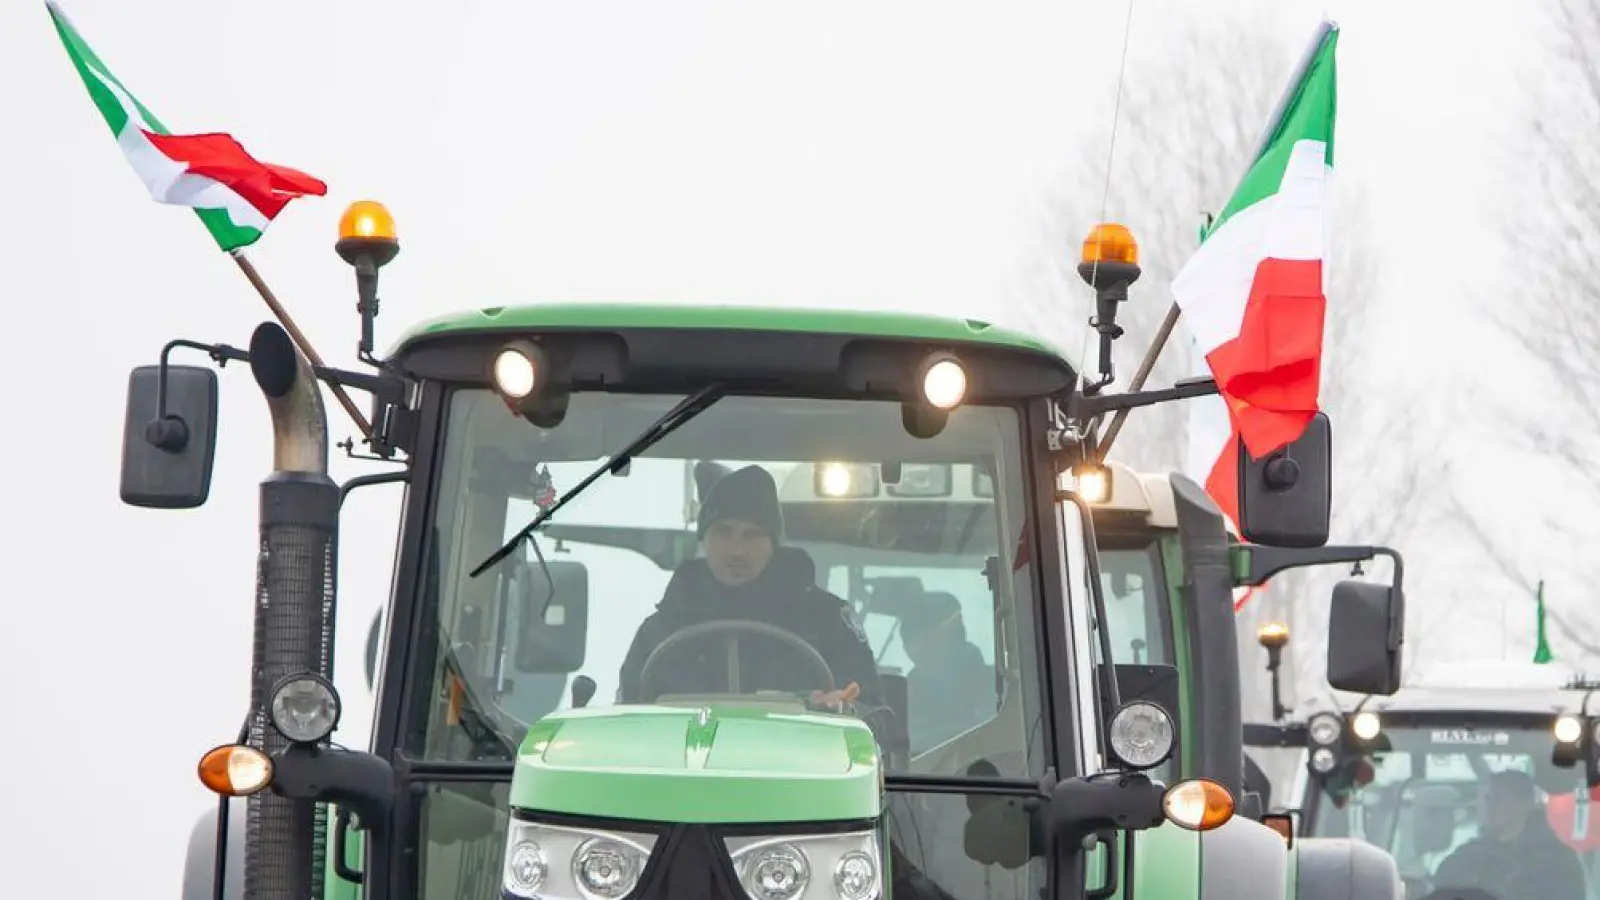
[1331,661,1599,717]
[1093,461,1178,529]
[387,301,1077,368]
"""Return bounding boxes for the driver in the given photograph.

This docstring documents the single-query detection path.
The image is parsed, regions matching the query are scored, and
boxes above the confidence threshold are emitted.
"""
[616,465,886,714]
[1430,770,1586,900]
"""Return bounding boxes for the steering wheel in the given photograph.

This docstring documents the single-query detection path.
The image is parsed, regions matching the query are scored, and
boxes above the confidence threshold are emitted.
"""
[636,618,837,703]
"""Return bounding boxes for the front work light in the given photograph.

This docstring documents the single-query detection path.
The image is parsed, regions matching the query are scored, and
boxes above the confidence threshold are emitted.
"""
[269,672,342,744]
[816,462,879,499]
[1072,462,1112,504]
[198,744,273,797]
[917,353,967,410]
[1107,700,1175,770]
[1162,778,1235,832]
[493,340,547,401]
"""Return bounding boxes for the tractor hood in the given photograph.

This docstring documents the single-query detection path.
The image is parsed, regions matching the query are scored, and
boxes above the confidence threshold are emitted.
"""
[510,704,882,824]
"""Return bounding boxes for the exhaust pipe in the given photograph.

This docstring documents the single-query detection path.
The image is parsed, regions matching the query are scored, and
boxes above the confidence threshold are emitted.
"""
[245,321,339,900]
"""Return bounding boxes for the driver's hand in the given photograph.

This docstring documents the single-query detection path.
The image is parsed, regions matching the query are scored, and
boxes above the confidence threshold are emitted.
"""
[809,682,861,713]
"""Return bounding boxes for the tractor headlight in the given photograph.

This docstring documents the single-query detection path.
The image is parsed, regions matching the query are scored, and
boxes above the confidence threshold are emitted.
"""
[1556,715,1583,745]
[724,830,882,900]
[269,672,341,744]
[1351,711,1381,742]
[1107,700,1174,770]
[1310,746,1337,774]
[502,820,658,900]
[1307,713,1342,747]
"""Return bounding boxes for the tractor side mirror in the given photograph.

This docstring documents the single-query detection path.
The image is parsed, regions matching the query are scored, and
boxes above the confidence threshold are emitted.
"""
[1326,580,1405,696]
[119,364,219,509]
[1236,411,1331,548]
[514,560,590,674]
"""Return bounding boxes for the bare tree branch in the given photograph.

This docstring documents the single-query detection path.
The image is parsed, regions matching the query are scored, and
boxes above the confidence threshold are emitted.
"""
[1012,7,1447,714]
[1445,0,1600,668]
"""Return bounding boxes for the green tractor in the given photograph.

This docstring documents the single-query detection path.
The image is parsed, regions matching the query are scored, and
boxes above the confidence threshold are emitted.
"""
[121,207,1376,900]
[1245,657,1600,899]
[1079,459,1410,896]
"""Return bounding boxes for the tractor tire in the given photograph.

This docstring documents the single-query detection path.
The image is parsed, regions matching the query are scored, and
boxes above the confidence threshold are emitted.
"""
[1293,837,1405,900]
[182,802,246,900]
[1199,816,1290,900]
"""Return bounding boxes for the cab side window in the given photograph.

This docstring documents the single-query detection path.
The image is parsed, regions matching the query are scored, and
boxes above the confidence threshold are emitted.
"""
[1097,544,1170,665]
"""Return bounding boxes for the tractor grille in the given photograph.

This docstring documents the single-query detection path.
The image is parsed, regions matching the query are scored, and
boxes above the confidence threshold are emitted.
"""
[635,825,746,900]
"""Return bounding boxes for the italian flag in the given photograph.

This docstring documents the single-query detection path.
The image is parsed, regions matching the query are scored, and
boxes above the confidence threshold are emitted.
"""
[46,2,326,252]
[1178,21,1338,609]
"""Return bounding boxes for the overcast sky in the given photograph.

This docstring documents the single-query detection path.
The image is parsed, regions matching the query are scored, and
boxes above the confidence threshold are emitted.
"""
[0,0,1548,892]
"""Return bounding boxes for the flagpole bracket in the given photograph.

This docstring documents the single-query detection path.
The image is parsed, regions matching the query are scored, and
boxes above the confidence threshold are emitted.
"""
[1070,378,1220,430]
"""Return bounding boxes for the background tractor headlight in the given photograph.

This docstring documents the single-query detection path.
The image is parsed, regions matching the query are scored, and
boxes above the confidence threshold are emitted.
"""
[1107,700,1174,769]
[1351,711,1381,742]
[1307,713,1342,746]
[269,672,341,743]
[1310,746,1337,774]
[502,820,658,900]
[725,830,882,900]
[1556,715,1583,745]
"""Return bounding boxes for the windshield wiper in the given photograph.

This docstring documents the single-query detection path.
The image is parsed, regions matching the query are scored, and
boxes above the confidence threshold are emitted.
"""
[469,383,727,577]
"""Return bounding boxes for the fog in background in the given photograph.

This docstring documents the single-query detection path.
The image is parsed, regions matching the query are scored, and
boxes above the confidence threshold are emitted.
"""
[0,0,1577,891]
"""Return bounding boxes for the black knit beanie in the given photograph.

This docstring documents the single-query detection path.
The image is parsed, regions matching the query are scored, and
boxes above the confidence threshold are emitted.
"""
[697,465,784,541]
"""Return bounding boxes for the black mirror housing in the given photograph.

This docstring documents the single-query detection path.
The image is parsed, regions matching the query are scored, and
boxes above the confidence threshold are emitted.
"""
[1236,411,1331,548]
[119,364,219,509]
[1326,580,1404,695]
[515,560,590,673]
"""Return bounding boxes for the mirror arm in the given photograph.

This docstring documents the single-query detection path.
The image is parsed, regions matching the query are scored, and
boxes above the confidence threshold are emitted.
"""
[339,470,411,511]
[153,338,407,429]
[1233,544,1399,587]
[1370,546,1405,650]
[150,339,249,451]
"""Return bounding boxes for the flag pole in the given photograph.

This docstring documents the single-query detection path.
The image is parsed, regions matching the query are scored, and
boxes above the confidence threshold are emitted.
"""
[229,249,374,440]
[1096,18,1338,456]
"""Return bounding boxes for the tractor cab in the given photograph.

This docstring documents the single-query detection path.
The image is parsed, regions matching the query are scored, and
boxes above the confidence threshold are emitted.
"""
[116,205,1353,900]
[1069,460,1410,895]
[1247,659,1600,900]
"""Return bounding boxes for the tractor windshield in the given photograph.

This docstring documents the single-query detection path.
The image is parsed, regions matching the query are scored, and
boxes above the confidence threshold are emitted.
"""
[408,387,1053,782]
[1307,719,1598,900]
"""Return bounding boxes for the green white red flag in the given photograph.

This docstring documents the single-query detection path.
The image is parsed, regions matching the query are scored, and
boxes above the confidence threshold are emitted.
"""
[45,2,326,252]
[1180,21,1338,609]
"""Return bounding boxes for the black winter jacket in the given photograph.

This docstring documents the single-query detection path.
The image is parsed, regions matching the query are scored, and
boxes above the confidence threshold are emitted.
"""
[617,547,885,711]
